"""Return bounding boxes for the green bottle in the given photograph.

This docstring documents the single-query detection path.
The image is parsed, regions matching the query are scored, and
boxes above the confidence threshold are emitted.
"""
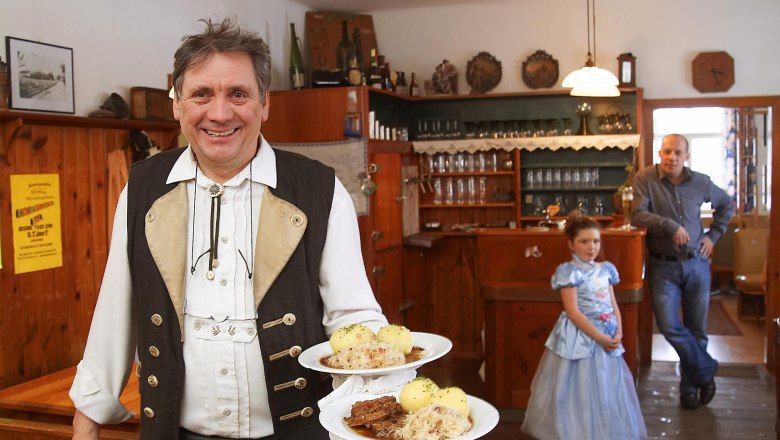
[289,23,305,90]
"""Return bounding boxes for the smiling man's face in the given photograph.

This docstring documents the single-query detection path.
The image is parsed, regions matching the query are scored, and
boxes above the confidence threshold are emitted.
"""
[173,51,269,182]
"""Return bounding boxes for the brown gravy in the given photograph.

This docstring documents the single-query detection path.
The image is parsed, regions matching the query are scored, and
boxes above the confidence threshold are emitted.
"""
[320,346,425,368]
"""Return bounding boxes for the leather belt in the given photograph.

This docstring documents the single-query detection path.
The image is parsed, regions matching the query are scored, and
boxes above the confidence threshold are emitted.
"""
[650,251,697,262]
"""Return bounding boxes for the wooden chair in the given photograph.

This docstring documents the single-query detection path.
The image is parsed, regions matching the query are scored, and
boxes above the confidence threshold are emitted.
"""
[733,227,769,320]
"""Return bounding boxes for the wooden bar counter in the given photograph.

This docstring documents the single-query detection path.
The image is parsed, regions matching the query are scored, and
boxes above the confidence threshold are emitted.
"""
[477,227,646,410]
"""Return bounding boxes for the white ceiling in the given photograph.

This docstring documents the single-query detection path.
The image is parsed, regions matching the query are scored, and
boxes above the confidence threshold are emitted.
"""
[289,0,488,13]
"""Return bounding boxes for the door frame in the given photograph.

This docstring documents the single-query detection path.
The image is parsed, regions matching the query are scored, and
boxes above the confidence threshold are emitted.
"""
[643,96,780,370]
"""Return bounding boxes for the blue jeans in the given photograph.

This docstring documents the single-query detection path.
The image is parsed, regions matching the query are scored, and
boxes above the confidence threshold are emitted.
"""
[650,255,718,394]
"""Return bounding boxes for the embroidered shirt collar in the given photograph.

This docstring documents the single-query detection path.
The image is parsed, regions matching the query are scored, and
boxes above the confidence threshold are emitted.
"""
[167,136,277,188]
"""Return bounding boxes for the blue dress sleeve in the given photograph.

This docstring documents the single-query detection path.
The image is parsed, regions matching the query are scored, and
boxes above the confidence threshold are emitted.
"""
[602,261,620,285]
[551,263,583,289]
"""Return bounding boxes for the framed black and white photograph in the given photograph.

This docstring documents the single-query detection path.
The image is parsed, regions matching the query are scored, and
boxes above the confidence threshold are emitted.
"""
[5,37,74,114]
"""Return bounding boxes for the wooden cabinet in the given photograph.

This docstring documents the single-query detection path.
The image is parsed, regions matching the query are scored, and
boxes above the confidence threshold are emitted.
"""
[411,88,644,231]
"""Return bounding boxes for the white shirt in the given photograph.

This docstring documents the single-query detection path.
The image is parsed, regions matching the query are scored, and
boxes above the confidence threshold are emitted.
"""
[69,139,387,437]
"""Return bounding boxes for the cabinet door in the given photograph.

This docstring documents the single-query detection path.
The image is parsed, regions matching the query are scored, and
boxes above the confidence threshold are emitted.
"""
[372,153,402,251]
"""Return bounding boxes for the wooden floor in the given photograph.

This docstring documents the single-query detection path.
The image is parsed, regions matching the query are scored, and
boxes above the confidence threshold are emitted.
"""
[419,293,776,440]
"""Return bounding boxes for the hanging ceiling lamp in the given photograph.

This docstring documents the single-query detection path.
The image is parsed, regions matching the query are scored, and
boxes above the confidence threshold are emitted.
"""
[562,0,620,97]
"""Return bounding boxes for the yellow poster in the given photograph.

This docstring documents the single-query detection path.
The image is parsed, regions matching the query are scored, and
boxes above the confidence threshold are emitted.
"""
[10,174,63,274]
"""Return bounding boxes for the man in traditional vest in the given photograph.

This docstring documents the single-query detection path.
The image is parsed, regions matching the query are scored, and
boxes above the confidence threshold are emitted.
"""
[70,18,388,439]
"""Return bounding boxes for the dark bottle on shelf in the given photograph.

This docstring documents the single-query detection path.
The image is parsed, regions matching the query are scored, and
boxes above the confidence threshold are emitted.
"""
[289,23,305,90]
[367,48,383,89]
[352,27,364,84]
[409,72,420,97]
[336,20,356,84]
[395,71,409,96]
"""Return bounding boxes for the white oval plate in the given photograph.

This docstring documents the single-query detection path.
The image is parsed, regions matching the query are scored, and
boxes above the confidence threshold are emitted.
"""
[319,391,500,440]
[298,332,452,377]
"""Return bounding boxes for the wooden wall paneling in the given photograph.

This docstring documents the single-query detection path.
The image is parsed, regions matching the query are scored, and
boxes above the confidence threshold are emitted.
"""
[0,112,179,389]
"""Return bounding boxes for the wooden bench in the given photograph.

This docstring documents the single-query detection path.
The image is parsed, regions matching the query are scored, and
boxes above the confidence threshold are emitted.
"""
[0,366,139,439]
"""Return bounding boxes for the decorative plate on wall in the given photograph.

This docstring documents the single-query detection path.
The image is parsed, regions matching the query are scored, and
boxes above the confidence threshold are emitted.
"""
[466,51,502,94]
[522,50,559,89]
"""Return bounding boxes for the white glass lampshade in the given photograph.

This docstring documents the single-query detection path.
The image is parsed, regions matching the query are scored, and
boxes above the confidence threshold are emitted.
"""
[562,65,620,97]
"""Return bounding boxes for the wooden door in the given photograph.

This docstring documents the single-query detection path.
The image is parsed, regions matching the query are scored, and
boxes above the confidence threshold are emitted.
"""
[371,152,402,251]
[374,247,404,325]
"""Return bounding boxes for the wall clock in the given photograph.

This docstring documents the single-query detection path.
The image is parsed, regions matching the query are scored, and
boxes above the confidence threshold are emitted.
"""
[691,51,734,93]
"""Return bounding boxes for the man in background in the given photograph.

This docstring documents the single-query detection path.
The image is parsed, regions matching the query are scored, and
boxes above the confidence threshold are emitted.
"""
[632,133,734,410]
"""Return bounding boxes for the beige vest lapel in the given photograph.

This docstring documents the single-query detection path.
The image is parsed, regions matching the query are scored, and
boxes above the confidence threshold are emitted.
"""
[146,183,188,340]
[253,190,307,308]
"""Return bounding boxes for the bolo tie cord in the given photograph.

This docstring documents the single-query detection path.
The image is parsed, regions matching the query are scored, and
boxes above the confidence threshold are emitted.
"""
[189,164,254,280]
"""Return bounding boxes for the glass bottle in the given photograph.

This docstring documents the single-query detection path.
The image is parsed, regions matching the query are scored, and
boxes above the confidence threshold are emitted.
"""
[409,72,420,97]
[336,20,356,83]
[395,72,409,96]
[351,27,364,84]
[367,49,383,89]
[288,23,305,90]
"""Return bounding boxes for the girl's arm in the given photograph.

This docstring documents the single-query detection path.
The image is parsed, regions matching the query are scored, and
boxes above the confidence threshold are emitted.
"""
[560,286,617,350]
[609,285,623,343]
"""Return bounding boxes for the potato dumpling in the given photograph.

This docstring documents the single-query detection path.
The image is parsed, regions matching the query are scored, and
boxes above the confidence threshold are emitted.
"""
[399,377,440,413]
[431,386,470,418]
[377,324,413,354]
[329,324,376,354]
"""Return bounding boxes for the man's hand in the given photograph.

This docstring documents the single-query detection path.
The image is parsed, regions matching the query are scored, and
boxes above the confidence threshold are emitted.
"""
[673,226,690,247]
[72,410,100,440]
[699,236,715,258]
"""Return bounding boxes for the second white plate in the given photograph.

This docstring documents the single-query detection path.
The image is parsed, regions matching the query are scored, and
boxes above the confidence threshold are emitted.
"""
[319,391,500,440]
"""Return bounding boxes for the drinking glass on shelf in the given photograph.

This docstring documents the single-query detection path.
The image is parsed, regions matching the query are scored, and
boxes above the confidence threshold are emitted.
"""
[582,167,592,187]
[544,168,553,188]
[446,152,457,173]
[572,168,582,187]
[534,169,544,188]
[590,168,600,187]
[478,177,488,204]
[525,170,535,189]
[467,176,476,204]
[456,178,466,204]
[533,195,546,216]
[433,178,443,204]
[434,153,447,173]
[576,194,589,215]
[593,195,604,216]
[562,169,572,188]
[552,168,562,188]
[455,152,466,172]
[465,152,475,172]
[444,177,454,204]
[489,151,499,172]
[477,152,487,172]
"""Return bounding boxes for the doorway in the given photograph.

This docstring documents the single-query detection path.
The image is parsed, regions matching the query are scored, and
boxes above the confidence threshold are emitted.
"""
[643,96,780,370]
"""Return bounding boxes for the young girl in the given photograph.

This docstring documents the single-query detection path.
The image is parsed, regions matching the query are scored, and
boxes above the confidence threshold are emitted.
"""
[521,215,647,440]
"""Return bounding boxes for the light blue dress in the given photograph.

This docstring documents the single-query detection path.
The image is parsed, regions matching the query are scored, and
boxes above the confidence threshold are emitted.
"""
[521,256,647,440]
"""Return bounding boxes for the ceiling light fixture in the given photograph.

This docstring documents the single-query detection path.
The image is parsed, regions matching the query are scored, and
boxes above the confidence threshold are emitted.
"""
[561,0,620,97]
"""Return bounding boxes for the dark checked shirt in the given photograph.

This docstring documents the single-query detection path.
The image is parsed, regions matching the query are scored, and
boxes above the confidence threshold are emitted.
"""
[631,165,734,258]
